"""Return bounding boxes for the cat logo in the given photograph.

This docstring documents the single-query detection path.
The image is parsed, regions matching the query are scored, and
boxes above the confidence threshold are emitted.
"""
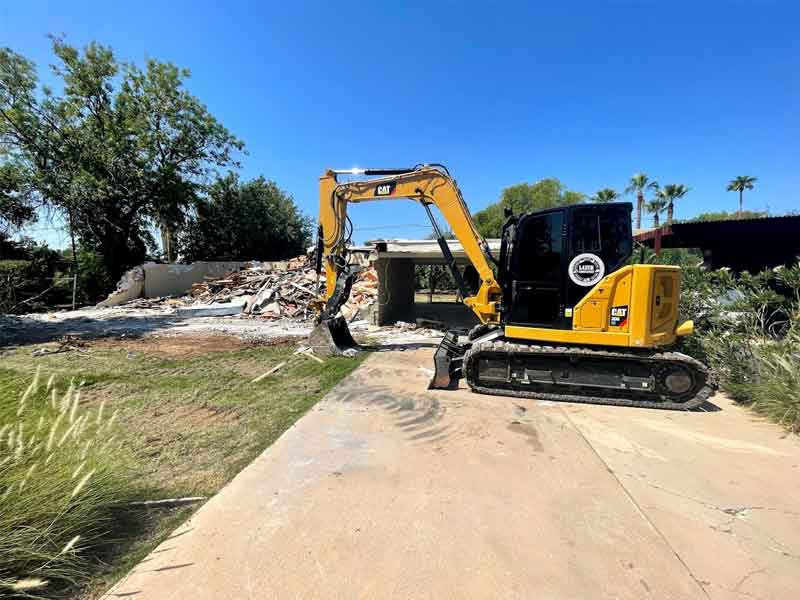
[375,181,396,196]
[610,305,629,327]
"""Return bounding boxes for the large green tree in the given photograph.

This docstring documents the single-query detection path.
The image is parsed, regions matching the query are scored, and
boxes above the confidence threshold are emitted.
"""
[624,172,658,230]
[0,163,35,234]
[179,173,311,262]
[473,178,584,237]
[0,39,243,283]
[726,176,757,216]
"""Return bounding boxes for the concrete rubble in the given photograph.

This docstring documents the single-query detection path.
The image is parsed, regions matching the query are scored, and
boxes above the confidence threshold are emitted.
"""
[115,255,380,323]
[1,258,441,347]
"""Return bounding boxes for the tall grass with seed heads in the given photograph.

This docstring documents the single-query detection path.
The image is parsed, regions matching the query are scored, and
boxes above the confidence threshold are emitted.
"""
[674,260,800,432]
[1,371,135,597]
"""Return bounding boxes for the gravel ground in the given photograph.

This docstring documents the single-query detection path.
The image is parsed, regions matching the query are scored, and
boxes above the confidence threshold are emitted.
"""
[0,307,443,349]
[0,306,312,347]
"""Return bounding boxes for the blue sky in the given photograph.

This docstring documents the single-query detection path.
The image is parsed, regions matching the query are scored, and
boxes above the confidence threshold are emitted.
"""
[2,1,798,248]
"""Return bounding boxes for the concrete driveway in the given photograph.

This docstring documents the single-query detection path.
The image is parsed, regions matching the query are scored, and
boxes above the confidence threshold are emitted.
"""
[105,348,800,600]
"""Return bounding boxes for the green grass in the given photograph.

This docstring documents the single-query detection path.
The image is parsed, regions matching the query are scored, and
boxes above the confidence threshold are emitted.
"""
[0,338,367,598]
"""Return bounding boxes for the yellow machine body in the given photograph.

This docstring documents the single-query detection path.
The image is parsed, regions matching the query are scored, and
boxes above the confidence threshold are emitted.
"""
[505,264,694,349]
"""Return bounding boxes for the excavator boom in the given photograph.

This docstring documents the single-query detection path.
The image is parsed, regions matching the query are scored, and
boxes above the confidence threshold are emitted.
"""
[317,165,501,325]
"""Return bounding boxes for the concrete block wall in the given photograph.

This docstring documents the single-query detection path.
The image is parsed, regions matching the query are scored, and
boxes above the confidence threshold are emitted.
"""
[373,258,415,325]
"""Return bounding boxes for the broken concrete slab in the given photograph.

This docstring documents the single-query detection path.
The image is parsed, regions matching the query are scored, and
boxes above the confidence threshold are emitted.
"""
[97,265,145,307]
[175,298,248,318]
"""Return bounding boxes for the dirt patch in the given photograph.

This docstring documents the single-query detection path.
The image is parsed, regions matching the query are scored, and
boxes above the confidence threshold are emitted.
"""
[88,332,306,358]
[92,334,252,357]
[508,420,544,452]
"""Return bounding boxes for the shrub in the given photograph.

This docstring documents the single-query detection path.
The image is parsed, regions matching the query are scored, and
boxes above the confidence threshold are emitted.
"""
[676,260,800,432]
[0,260,33,313]
[0,369,135,597]
[747,328,800,431]
[55,249,115,305]
[0,237,71,313]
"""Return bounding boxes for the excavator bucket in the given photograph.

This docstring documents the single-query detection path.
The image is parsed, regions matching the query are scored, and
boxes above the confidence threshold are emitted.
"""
[428,331,466,390]
[308,316,357,357]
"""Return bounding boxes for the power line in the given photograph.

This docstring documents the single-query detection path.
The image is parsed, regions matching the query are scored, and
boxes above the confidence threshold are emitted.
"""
[353,224,432,231]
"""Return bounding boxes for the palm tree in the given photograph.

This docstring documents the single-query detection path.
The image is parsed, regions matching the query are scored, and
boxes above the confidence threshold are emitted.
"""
[726,176,757,217]
[591,188,620,203]
[660,183,689,224]
[625,173,659,230]
[647,193,668,227]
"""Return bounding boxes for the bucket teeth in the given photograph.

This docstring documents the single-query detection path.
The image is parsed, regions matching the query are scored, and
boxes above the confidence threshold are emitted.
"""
[308,316,357,357]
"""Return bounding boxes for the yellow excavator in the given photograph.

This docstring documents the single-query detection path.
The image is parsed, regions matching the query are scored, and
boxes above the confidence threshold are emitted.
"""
[310,164,713,410]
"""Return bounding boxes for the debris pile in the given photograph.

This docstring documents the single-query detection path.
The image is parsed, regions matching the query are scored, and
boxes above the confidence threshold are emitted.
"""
[122,255,380,322]
[115,296,185,310]
[339,268,379,321]
[189,256,315,318]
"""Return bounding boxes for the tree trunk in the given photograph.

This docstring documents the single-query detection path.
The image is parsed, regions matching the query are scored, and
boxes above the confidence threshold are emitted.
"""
[653,213,660,228]
[636,192,643,229]
[428,267,434,303]
[738,189,743,217]
[667,202,674,225]
[161,223,174,263]
[68,208,79,310]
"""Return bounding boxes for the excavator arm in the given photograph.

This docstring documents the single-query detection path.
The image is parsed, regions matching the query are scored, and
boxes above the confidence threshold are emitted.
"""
[317,165,502,324]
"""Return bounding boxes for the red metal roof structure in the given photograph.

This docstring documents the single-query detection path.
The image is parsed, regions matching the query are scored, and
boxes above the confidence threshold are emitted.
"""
[633,215,800,271]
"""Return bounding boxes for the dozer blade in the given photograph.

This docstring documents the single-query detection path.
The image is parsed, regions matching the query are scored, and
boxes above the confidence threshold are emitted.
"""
[428,331,466,390]
[308,316,357,357]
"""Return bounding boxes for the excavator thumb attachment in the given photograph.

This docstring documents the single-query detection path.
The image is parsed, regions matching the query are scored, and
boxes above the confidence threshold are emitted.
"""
[308,263,360,357]
[428,331,466,390]
[308,316,357,357]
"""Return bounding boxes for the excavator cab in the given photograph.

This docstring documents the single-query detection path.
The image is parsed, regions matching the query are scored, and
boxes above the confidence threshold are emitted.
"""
[430,202,634,391]
[498,203,633,330]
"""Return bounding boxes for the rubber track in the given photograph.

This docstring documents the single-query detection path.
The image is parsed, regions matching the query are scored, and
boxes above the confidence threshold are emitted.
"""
[464,340,715,411]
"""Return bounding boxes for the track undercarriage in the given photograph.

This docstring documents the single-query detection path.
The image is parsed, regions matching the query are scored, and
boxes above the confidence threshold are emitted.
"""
[431,333,713,410]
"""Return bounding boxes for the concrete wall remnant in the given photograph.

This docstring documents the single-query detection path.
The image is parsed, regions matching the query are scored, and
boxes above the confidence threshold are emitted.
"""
[97,265,146,307]
[142,262,246,298]
[374,258,415,325]
[97,261,247,307]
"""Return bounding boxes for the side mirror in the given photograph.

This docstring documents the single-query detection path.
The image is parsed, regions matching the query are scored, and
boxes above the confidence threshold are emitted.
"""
[504,207,513,218]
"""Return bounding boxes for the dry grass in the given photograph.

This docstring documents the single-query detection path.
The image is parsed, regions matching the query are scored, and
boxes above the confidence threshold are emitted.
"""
[0,368,138,598]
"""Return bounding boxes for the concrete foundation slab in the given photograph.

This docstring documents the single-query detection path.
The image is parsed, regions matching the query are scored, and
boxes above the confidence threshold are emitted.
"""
[561,400,800,600]
[106,348,772,599]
